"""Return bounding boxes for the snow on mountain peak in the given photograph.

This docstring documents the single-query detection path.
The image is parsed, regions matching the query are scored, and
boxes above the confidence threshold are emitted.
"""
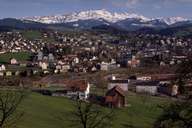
[23,9,150,24]
[22,9,190,26]
[161,17,188,25]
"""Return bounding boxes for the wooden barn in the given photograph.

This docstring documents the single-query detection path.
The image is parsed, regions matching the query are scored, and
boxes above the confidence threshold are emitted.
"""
[105,86,126,108]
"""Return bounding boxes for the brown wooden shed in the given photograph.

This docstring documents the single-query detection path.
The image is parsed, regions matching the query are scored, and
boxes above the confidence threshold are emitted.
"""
[105,86,126,108]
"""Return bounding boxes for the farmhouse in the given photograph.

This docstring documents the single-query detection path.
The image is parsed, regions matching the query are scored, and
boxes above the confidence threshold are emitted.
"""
[65,80,90,100]
[32,75,90,100]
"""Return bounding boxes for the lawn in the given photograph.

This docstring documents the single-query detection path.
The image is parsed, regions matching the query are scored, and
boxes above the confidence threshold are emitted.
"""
[16,92,169,128]
[0,52,31,64]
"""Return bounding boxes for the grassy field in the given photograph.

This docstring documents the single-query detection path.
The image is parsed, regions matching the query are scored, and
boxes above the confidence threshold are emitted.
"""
[22,30,56,43]
[16,92,169,128]
[22,31,42,40]
[0,52,31,64]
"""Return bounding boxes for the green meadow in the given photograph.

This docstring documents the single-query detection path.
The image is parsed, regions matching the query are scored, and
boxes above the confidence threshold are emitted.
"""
[17,92,169,128]
[0,52,31,64]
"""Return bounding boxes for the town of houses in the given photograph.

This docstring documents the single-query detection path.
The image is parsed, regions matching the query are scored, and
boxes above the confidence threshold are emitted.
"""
[0,30,192,108]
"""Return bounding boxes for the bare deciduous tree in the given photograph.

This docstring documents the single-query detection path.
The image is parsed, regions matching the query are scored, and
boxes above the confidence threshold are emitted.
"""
[70,100,114,128]
[0,90,25,128]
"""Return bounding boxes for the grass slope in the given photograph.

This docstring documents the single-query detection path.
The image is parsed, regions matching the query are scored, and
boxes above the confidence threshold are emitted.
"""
[17,92,168,128]
[0,52,31,64]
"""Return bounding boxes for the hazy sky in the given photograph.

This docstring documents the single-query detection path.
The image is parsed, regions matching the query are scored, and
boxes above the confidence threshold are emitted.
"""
[0,0,191,18]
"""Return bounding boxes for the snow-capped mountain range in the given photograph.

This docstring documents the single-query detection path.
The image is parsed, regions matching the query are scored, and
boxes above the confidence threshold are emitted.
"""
[22,9,150,24]
[22,9,189,26]
[0,9,190,32]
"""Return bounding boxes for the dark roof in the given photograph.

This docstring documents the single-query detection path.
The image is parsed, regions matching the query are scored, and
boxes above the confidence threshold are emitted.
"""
[130,80,159,86]
[106,86,126,97]
[109,79,129,84]
[151,74,177,81]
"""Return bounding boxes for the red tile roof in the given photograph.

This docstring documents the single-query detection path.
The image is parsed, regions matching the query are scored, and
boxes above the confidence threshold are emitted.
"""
[65,79,88,92]
[35,76,88,92]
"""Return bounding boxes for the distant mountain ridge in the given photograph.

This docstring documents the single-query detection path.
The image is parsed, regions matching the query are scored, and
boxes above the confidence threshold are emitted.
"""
[22,9,189,25]
[18,9,191,31]
[0,10,192,36]
[22,9,150,24]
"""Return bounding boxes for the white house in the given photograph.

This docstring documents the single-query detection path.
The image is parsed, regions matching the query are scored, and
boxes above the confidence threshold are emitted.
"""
[108,76,129,91]
[100,62,117,71]
[136,85,158,95]
[0,64,6,71]
[74,57,79,64]
[66,80,90,100]
[10,58,18,65]
[130,80,159,95]
[39,62,48,70]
